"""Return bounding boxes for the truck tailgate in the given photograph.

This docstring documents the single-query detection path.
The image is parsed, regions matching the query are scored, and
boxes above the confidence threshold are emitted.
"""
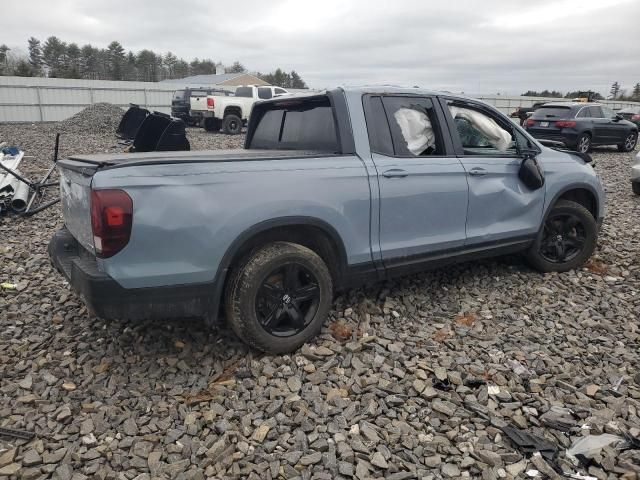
[59,162,95,254]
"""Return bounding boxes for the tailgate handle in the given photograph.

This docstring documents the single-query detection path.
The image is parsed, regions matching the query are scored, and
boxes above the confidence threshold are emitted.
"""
[382,168,408,178]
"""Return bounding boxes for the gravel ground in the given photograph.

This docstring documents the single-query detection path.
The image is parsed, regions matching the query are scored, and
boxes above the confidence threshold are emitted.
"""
[1,108,639,480]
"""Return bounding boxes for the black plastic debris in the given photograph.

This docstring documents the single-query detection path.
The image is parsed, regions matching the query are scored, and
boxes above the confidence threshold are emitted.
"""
[502,424,558,462]
[0,426,36,440]
[116,104,149,140]
[132,112,190,153]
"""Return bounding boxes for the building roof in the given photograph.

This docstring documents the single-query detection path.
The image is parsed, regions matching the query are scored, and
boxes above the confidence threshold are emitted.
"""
[160,73,244,84]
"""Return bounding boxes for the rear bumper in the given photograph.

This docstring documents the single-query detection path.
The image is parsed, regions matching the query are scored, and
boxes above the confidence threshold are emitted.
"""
[526,130,579,147]
[48,228,218,321]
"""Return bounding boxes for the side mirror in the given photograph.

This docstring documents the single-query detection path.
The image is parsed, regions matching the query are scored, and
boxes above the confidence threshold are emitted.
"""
[613,114,623,121]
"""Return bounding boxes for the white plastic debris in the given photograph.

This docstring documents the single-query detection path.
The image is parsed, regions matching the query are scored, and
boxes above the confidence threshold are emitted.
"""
[526,470,540,477]
[488,385,501,395]
[393,107,436,155]
[449,106,512,151]
[566,434,624,458]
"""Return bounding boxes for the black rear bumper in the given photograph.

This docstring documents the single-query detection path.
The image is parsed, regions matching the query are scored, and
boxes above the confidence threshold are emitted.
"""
[48,228,218,321]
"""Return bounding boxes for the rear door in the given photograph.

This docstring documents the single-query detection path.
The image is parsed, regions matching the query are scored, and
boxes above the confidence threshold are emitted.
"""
[363,95,469,264]
[441,98,545,245]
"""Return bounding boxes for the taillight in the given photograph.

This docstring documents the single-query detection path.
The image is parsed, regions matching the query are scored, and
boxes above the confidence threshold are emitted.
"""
[555,120,577,128]
[91,189,133,258]
[207,97,214,108]
[632,114,640,121]
[525,119,535,127]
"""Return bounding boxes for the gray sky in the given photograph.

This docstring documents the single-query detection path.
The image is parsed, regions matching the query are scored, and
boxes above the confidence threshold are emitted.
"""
[3,0,640,95]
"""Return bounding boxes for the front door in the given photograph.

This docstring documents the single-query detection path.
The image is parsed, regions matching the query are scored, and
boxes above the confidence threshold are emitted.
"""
[440,98,545,246]
[363,95,469,265]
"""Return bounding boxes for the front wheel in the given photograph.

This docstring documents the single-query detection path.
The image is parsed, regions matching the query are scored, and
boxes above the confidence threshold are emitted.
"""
[618,131,638,152]
[222,114,242,135]
[225,242,333,354]
[526,200,598,272]
[575,133,591,154]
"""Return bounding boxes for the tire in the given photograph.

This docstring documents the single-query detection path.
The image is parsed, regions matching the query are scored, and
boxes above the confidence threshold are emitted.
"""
[632,182,640,195]
[203,118,220,132]
[225,242,333,354]
[222,114,242,135]
[526,200,597,273]
[574,133,591,154]
[617,131,638,152]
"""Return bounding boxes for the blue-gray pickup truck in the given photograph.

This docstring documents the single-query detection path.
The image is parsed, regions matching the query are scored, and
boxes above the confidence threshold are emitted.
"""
[49,87,605,353]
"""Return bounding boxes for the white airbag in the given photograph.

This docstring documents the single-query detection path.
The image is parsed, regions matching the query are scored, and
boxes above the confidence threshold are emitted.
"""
[394,108,435,155]
[449,106,512,151]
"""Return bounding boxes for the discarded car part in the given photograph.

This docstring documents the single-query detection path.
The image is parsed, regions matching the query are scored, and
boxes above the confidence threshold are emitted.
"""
[566,434,625,459]
[132,112,190,152]
[502,424,558,462]
[10,179,30,212]
[0,426,36,441]
[116,104,149,140]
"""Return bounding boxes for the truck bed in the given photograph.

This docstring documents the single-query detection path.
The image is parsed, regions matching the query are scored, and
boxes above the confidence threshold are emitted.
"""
[59,149,339,174]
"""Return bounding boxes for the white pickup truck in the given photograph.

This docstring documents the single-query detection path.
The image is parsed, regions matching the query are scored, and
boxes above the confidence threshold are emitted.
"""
[191,85,290,134]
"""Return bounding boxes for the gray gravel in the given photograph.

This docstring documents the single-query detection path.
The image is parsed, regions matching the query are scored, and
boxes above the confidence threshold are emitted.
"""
[1,110,639,479]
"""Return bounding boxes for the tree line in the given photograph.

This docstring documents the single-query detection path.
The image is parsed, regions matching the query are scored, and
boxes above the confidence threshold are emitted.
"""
[523,81,640,102]
[0,37,307,88]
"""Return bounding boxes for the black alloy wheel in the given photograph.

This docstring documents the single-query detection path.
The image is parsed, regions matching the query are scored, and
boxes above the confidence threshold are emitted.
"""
[539,212,587,264]
[255,262,321,337]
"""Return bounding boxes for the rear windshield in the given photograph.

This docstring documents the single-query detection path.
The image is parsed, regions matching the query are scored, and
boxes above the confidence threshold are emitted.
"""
[235,87,253,97]
[249,97,339,152]
[172,90,187,100]
[532,107,574,119]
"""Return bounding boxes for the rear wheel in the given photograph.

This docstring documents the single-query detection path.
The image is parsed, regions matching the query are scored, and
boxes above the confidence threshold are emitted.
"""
[204,118,220,132]
[575,133,591,154]
[618,131,638,152]
[526,200,597,272]
[632,182,640,195]
[225,242,333,354]
[222,114,242,135]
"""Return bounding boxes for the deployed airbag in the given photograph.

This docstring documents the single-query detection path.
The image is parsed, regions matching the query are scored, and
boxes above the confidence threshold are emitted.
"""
[394,108,436,155]
[449,106,512,151]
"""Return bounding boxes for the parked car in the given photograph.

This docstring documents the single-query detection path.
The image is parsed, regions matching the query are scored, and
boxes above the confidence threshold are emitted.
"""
[617,106,640,128]
[632,150,640,195]
[525,102,639,153]
[171,88,231,125]
[510,102,547,126]
[49,87,605,353]
[191,85,290,134]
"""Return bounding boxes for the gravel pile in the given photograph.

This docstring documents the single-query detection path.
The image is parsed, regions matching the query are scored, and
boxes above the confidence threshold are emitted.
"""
[57,103,125,135]
[0,117,639,480]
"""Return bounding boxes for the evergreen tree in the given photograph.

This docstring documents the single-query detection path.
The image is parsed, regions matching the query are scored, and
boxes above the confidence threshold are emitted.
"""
[42,36,67,77]
[0,45,10,74]
[226,61,246,73]
[64,43,81,78]
[609,81,620,99]
[290,70,307,88]
[106,41,126,80]
[27,37,43,75]
[632,83,640,101]
[14,60,34,77]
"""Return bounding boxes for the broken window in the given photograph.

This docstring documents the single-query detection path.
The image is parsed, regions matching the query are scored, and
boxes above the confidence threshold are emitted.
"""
[448,102,516,155]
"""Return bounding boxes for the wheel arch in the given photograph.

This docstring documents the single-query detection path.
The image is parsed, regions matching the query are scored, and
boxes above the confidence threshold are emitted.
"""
[224,105,243,118]
[546,185,599,220]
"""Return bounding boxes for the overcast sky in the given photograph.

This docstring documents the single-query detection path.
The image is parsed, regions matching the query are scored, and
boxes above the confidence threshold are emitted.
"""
[3,0,640,95]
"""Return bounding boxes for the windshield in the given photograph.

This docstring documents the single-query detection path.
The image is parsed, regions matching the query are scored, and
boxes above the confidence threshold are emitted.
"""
[235,87,253,98]
[531,106,574,119]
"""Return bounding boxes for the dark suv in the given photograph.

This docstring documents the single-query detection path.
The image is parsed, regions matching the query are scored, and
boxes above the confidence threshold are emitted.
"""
[525,102,638,153]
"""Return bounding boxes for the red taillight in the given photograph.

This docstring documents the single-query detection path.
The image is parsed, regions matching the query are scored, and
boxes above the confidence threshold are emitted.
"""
[91,189,133,258]
[555,120,577,128]
[206,97,214,108]
[632,114,640,121]
[525,119,535,127]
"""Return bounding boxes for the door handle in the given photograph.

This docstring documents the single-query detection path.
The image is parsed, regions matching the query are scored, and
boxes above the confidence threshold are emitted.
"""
[382,168,408,178]
[468,167,487,176]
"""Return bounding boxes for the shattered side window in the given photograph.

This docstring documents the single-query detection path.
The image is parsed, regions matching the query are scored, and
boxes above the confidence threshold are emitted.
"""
[448,102,517,155]
[381,96,443,156]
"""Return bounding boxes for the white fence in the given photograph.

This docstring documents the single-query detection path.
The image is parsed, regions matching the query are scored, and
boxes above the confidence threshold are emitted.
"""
[0,76,639,123]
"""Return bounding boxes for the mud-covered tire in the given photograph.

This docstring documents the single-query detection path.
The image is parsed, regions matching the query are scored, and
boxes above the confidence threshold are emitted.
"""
[203,118,220,132]
[222,114,242,135]
[225,242,333,354]
[526,200,598,272]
